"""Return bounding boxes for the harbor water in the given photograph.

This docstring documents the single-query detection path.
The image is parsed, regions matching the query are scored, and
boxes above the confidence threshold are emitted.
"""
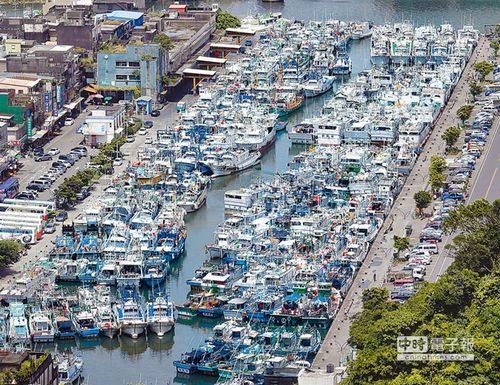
[15,1,498,384]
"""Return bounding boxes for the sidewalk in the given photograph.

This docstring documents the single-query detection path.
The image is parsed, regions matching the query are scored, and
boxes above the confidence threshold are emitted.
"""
[312,36,491,371]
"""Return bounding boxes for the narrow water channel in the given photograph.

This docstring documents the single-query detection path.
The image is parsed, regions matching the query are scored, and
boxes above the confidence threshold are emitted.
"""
[41,38,371,385]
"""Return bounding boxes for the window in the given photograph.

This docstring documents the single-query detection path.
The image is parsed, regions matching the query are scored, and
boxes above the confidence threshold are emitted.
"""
[116,74,127,80]
[116,61,127,67]
[129,74,140,81]
[128,61,140,67]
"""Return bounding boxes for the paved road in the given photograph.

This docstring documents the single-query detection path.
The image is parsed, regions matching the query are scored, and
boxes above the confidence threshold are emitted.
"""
[311,36,491,373]
[16,112,90,199]
[467,117,500,202]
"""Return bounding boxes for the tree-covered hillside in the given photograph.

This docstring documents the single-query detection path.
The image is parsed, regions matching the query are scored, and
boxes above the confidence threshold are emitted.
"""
[342,199,500,385]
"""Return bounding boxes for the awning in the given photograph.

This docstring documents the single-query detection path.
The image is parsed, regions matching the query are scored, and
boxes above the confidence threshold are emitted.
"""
[82,85,98,93]
[29,129,48,141]
[63,97,84,110]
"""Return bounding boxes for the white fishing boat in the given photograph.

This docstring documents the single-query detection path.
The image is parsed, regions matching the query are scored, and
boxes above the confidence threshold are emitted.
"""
[114,296,147,339]
[55,353,83,385]
[29,311,55,343]
[147,294,175,337]
[331,55,352,75]
[301,76,335,98]
[202,149,261,178]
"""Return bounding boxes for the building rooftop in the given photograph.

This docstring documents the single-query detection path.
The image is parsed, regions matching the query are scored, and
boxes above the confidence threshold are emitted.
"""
[87,105,124,117]
[106,10,144,20]
[28,44,73,54]
[0,77,41,88]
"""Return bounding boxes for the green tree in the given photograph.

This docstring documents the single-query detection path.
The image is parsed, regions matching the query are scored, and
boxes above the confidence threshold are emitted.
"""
[362,288,390,311]
[468,81,483,100]
[0,239,23,268]
[473,60,494,81]
[490,39,500,57]
[456,105,474,125]
[153,33,173,51]
[342,201,500,385]
[429,155,447,192]
[393,235,410,256]
[441,126,461,150]
[413,190,432,215]
[216,11,241,30]
[443,199,500,275]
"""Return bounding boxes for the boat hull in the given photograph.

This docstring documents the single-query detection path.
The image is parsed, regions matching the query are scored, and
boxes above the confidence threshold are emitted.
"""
[149,319,174,336]
[120,322,147,339]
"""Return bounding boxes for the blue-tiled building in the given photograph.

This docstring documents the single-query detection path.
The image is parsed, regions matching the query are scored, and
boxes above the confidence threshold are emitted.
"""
[106,11,145,27]
[97,44,165,101]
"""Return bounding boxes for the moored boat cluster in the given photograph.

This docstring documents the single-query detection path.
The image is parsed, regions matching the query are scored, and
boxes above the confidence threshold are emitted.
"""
[0,14,479,385]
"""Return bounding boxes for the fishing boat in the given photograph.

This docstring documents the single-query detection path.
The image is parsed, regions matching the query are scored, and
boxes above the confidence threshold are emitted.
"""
[55,315,77,339]
[29,310,55,343]
[147,293,175,337]
[142,258,168,288]
[331,55,352,75]
[55,353,83,385]
[273,91,304,117]
[201,149,261,178]
[96,304,119,339]
[301,76,335,98]
[116,257,143,288]
[8,302,30,345]
[114,293,147,339]
[71,309,100,338]
[177,176,209,213]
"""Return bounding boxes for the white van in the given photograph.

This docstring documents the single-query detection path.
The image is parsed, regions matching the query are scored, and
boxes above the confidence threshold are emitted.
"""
[414,243,438,255]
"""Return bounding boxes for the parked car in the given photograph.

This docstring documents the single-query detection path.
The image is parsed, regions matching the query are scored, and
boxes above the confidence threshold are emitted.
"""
[59,155,75,165]
[16,191,37,200]
[64,118,75,126]
[35,154,52,162]
[47,148,60,156]
[126,135,135,143]
[55,211,68,222]
[143,121,153,129]
[33,147,44,156]
[138,127,147,135]
[151,110,160,117]
[51,161,66,169]
[113,158,123,167]
[71,146,88,156]
[27,181,48,191]
[44,222,56,234]
[76,187,91,201]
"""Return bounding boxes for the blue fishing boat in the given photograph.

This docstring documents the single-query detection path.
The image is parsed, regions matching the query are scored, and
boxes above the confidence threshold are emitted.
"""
[71,309,100,338]
[142,258,168,287]
[55,315,77,339]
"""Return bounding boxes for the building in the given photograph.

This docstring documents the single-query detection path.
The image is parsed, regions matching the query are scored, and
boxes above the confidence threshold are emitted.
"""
[93,0,146,13]
[168,3,188,15]
[0,93,29,146]
[96,43,165,101]
[6,44,82,104]
[0,351,58,385]
[4,39,23,56]
[106,10,145,27]
[83,105,126,147]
